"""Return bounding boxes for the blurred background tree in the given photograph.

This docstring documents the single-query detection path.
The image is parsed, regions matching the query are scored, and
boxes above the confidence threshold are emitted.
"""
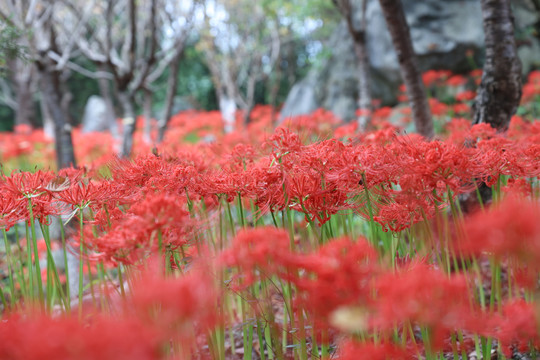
[0,23,28,132]
[0,0,538,153]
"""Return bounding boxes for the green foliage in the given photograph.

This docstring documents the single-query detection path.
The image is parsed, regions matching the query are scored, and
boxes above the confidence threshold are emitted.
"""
[152,43,218,112]
[0,24,27,77]
[0,105,15,132]
[66,60,100,125]
[176,45,218,110]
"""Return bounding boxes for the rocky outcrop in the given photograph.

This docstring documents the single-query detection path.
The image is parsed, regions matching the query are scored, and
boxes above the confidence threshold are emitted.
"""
[81,95,110,133]
[280,0,540,122]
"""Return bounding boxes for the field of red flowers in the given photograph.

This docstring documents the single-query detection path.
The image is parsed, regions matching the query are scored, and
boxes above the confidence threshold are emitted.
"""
[0,69,540,359]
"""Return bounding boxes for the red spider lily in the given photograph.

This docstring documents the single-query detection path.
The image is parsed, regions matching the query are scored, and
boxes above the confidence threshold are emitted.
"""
[264,127,303,158]
[489,300,540,357]
[502,178,533,197]
[84,192,196,265]
[219,227,293,288]
[0,191,25,230]
[128,259,220,345]
[371,263,478,350]
[352,135,480,231]
[280,108,341,140]
[455,90,476,102]
[203,168,252,201]
[244,157,288,214]
[522,70,540,102]
[54,181,118,212]
[429,98,449,116]
[475,136,540,183]
[459,196,540,272]
[372,107,393,121]
[452,103,470,115]
[338,340,415,360]
[0,314,164,360]
[290,236,379,321]
[286,171,351,224]
[1,170,55,199]
[373,197,435,232]
[422,70,452,87]
[223,144,258,171]
[334,121,358,139]
[107,154,175,197]
[0,171,62,223]
[128,192,195,240]
[447,75,467,87]
[267,138,361,225]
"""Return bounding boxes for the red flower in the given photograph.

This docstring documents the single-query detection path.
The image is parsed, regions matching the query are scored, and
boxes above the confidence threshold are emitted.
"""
[459,196,540,271]
[291,236,379,321]
[490,300,540,357]
[339,340,415,360]
[455,90,476,102]
[219,227,293,287]
[1,171,61,223]
[371,263,477,350]
[0,314,163,360]
[129,259,220,344]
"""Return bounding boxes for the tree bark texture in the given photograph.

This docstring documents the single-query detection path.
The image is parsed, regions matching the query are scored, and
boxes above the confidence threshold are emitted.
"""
[15,75,35,128]
[378,0,433,139]
[10,60,36,128]
[334,0,372,129]
[157,51,182,143]
[38,64,76,169]
[97,69,119,139]
[473,0,522,131]
[142,87,153,144]
[119,91,136,158]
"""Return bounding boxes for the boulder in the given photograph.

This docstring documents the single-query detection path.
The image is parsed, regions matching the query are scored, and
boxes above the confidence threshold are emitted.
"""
[81,95,110,133]
[281,0,540,122]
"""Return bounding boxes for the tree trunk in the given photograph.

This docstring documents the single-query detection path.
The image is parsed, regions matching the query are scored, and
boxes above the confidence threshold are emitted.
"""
[12,61,36,129]
[15,75,35,128]
[38,66,76,169]
[157,51,181,143]
[337,0,372,130]
[473,0,522,131]
[268,63,282,126]
[461,0,523,211]
[40,92,54,139]
[378,0,433,139]
[242,75,256,126]
[118,91,136,157]
[219,95,237,134]
[142,87,153,144]
[97,71,119,139]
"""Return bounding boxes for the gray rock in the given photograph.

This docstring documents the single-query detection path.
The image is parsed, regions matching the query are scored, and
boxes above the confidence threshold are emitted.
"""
[82,95,110,133]
[155,96,196,121]
[281,0,540,122]
[279,72,319,120]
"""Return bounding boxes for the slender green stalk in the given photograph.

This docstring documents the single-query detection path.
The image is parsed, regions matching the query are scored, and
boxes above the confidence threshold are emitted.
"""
[361,174,377,244]
[0,286,7,311]
[2,229,15,308]
[27,198,44,306]
[225,199,236,237]
[237,193,247,228]
[40,222,67,312]
[14,227,28,303]
[59,220,71,310]
[78,210,85,319]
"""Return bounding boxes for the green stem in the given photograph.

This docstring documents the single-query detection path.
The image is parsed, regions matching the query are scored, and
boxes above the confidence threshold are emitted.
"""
[59,220,71,311]
[2,229,15,309]
[40,222,67,312]
[78,210,84,319]
[27,198,44,306]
